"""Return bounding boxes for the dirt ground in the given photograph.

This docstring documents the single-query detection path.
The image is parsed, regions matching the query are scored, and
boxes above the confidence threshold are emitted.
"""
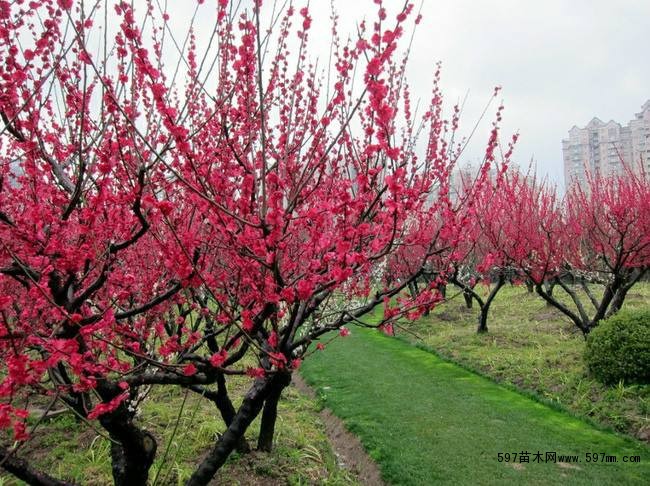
[291,374,385,486]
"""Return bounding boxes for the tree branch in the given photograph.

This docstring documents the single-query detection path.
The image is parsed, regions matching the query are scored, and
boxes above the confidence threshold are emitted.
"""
[0,446,75,486]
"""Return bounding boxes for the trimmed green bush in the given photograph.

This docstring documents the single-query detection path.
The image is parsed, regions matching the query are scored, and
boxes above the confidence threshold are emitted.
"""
[585,309,650,385]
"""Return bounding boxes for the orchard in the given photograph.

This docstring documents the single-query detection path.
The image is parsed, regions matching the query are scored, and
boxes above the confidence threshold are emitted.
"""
[0,1,648,485]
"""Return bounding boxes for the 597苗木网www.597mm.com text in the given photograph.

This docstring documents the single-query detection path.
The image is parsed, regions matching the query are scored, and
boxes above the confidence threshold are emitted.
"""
[497,452,642,464]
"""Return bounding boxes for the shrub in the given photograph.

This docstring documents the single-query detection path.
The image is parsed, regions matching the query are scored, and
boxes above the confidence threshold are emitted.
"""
[585,309,650,385]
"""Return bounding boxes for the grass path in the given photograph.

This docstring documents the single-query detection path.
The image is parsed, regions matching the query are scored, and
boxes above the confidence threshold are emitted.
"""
[300,328,649,485]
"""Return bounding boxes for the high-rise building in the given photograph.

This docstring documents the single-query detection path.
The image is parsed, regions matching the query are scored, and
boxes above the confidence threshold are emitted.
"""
[562,100,650,187]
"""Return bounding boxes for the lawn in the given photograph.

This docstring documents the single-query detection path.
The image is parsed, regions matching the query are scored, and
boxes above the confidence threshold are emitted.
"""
[300,327,649,485]
[399,282,650,442]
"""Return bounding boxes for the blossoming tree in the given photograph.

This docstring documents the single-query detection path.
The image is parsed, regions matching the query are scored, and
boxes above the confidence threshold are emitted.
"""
[0,0,507,484]
[527,171,649,336]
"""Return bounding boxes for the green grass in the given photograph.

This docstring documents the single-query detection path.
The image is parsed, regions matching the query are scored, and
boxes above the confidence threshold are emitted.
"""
[300,327,650,485]
[2,377,359,485]
[399,283,650,441]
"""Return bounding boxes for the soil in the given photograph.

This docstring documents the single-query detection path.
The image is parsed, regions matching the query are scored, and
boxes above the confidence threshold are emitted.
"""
[291,374,385,486]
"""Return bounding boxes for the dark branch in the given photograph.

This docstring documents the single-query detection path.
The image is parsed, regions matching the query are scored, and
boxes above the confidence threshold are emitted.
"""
[0,446,75,486]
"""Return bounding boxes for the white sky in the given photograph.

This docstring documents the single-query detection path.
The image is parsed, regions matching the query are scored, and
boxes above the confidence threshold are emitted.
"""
[412,0,650,189]
[160,0,650,190]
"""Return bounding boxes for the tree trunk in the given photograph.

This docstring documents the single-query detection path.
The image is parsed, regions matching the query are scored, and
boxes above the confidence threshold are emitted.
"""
[525,280,534,293]
[535,282,590,337]
[603,294,622,319]
[257,372,292,452]
[606,269,646,319]
[198,309,251,454]
[477,308,488,333]
[475,276,505,334]
[108,432,156,486]
[214,374,251,453]
[99,406,157,486]
[187,376,275,486]
[543,281,555,303]
[463,290,473,309]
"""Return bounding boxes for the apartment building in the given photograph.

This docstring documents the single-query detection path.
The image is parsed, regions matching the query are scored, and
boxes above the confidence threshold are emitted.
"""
[562,100,650,187]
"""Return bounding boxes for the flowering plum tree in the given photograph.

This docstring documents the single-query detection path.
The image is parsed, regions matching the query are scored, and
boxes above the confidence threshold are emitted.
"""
[0,0,508,484]
[389,125,518,334]
[532,171,649,335]
[495,169,649,337]
[445,163,524,334]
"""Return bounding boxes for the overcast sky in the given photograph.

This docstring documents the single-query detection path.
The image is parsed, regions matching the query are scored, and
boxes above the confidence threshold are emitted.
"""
[162,0,650,190]
[314,0,650,189]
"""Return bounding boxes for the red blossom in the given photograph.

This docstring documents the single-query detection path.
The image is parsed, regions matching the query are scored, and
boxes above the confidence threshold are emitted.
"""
[209,350,228,367]
[267,331,278,348]
[182,364,198,376]
[87,392,129,420]
[246,367,266,378]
